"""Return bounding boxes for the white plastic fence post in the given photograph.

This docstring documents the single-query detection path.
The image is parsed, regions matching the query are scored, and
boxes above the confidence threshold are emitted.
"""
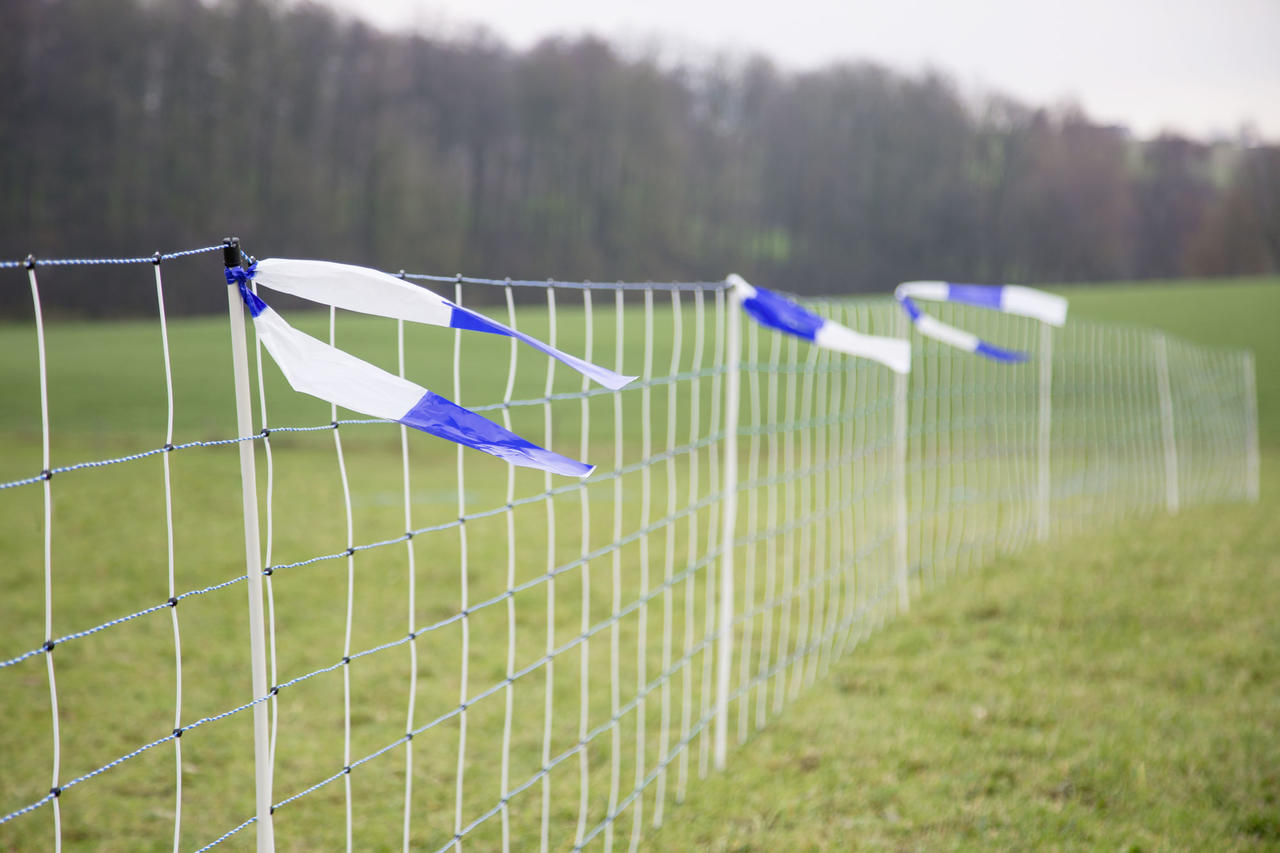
[222,240,276,853]
[714,278,743,772]
[1153,333,1179,514]
[1243,350,1260,503]
[26,258,61,853]
[892,307,910,613]
[1037,321,1053,541]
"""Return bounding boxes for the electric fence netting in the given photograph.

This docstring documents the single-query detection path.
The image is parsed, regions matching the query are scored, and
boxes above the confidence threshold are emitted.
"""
[0,245,1259,852]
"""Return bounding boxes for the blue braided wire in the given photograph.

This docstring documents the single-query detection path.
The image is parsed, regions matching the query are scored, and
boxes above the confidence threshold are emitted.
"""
[0,573,246,670]
[0,684,273,827]
[198,591,729,853]
[0,240,739,844]
[0,435,258,492]
[402,271,728,292]
[191,816,257,853]
[0,378,714,491]
[0,427,724,676]
[0,244,225,269]
[0,420,389,493]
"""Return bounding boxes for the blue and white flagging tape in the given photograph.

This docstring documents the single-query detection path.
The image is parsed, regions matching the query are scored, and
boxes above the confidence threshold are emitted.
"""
[251,259,637,390]
[894,280,1067,362]
[730,275,911,373]
[228,264,594,477]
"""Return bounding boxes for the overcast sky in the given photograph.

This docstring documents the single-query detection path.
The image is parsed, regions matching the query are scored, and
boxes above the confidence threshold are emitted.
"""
[322,0,1279,141]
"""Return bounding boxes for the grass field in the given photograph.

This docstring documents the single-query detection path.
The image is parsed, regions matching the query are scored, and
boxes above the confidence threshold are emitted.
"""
[1060,277,1280,447]
[0,284,743,851]
[655,456,1280,850]
[0,271,1275,851]
[655,276,1280,851]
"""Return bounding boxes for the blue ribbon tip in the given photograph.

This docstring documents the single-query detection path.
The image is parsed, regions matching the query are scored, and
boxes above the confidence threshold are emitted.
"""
[741,286,824,342]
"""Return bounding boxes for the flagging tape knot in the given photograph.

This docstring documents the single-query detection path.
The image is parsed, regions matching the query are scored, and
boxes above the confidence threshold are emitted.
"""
[223,260,257,287]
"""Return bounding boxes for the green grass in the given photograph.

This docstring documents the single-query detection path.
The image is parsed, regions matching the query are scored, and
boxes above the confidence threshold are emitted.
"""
[653,276,1280,851]
[1058,276,1280,446]
[655,455,1280,850]
[0,276,1275,851]
[0,293,760,852]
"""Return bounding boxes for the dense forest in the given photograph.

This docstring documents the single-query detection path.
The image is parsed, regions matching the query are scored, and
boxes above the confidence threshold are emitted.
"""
[2,0,1278,315]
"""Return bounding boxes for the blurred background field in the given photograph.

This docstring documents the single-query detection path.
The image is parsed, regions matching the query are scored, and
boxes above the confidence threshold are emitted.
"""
[1062,278,1280,445]
[4,0,1278,317]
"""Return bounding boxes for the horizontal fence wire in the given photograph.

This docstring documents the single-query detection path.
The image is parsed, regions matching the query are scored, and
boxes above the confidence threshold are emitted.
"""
[402,272,730,292]
[0,245,227,269]
[0,245,1258,852]
[0,374,727,494]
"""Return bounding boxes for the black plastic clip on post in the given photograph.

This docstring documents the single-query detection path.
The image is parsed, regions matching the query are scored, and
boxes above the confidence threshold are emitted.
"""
[222,236,241,271]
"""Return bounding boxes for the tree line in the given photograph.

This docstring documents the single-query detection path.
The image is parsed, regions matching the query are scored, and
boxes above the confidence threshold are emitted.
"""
[2,0,1277,316]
